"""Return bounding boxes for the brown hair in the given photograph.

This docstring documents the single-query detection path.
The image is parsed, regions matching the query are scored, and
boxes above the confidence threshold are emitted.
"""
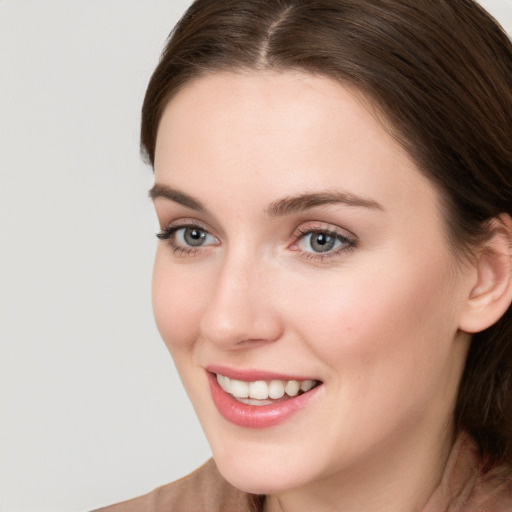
[141,0,512,465]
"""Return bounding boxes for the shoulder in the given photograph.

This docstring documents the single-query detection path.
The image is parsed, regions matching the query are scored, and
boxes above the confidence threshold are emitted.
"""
[469,462,512,512]
[93,459,262,512]
[424,432,512,512]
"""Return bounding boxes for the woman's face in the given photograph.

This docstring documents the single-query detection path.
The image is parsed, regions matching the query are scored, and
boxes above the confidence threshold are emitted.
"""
[151,72,473,494]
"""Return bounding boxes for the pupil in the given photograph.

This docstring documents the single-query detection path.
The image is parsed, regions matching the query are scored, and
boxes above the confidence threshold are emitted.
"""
[184,228,206,246]
[311,232,335,252]
[317,233,328,245]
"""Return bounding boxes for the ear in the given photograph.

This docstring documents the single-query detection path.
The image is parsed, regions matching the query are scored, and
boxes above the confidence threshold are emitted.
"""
[459,214,512,334]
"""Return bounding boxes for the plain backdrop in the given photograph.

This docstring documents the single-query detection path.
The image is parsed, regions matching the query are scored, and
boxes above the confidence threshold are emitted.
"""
[1,1,511,511]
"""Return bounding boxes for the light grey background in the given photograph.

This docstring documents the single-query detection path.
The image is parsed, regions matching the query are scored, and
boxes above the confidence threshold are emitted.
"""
[1,1,511,511]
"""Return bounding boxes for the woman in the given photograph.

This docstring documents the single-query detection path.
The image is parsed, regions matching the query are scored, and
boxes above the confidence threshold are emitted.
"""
[97,0,512,510]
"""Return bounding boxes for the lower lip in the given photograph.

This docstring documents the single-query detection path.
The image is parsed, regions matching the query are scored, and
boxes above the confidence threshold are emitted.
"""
[208,373,321,428]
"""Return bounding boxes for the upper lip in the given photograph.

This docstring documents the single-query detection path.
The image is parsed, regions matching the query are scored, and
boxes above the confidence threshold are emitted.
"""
[206,364,321,382]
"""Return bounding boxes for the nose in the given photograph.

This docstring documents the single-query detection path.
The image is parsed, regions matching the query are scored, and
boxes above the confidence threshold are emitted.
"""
[199,252,283,349]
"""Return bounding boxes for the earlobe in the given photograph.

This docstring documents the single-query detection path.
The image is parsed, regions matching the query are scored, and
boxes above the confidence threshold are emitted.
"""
[459,214,512,334]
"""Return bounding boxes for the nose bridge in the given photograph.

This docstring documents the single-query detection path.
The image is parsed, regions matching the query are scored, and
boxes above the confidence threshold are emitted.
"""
[199,246,281,348]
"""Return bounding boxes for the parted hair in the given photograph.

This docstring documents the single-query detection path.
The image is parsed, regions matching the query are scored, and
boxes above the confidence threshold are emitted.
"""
[141,0,512,465]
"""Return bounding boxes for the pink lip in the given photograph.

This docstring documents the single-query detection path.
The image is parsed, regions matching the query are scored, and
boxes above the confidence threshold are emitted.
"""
[207,370,322,429]
[206,365,317,382]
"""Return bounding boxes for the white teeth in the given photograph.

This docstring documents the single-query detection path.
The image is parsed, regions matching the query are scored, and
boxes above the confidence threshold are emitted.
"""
[285,380,300,397]
[216,374,318,400]
[300,379,315,392]
[216,373,231,393]
[268,380,285,399]
[230,379,249,398]
[249,380,268,400]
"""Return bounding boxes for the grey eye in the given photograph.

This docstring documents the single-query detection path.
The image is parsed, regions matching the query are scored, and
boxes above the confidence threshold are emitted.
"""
[308,232,336,253]
[181,227,209,247]
[156,223,219,252]
[296,229,353,255]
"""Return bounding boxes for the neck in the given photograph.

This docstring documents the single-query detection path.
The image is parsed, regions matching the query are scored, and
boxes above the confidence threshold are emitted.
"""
[263,422,455,512]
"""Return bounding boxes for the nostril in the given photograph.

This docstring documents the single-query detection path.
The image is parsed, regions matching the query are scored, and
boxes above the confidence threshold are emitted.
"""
[199,304,283,348]
[198,259,284,348]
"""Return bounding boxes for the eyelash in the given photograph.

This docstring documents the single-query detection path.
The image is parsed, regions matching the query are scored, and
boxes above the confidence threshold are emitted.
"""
[291,226,357,261]
[156,222,357,261]
[156,222,218,257]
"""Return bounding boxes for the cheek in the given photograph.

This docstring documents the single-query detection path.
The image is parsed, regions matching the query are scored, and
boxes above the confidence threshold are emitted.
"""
[281,253,464,443]
[286,251,459,374]
[152,251,205,354]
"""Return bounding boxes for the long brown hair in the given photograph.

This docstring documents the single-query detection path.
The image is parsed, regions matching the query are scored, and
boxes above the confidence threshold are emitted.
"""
[141,0,512,465]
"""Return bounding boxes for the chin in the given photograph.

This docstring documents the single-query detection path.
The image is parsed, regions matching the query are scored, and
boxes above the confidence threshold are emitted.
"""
[217,463,298,495]
[211,447,315,495]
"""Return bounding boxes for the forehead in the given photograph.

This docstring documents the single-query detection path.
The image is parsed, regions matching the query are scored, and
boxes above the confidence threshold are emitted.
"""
[154,70,441,223]
[156,71,383,148]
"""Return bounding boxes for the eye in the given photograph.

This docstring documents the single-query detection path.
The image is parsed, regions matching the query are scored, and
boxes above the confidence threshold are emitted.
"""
[157,223,219,254]
[175,226,214,247]
[291,225,357,259]
[299,231,340,253]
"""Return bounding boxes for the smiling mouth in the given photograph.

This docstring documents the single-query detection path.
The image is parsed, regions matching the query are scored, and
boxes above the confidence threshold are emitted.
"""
[215,373,321,406]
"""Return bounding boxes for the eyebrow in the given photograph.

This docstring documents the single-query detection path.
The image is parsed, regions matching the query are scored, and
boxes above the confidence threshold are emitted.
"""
[149,184,205,212]
[149,184,383,216]
[266,191,384,216]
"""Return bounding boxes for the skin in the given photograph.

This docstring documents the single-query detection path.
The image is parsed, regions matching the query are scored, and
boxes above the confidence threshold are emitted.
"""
[151,71,477,512]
